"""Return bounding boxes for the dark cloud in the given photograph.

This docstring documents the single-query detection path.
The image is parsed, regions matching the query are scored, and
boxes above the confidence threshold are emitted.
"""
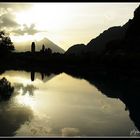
[12,24,40,35]
[0,5,20,31]
[0,80,37,136]
[0,103,33,136]
[0,85,34,136]
[0,3,38,35]
[0,3,32,28]
[0,12,39,35]
[0,13,20,29]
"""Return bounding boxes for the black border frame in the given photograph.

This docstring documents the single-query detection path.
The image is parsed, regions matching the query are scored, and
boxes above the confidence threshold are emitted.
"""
[0,1,140,139]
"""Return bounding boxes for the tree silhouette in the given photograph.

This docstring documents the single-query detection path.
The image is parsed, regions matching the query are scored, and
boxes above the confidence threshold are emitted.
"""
[42,44,45,52]
[45,48,52,55]
[31,42,35,53]
[0,31,15,55]
[40,44,45,53]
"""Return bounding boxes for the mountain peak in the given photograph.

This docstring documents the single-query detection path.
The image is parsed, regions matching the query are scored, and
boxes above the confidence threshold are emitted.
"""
[36,37,65,53]
[41,37,50,42]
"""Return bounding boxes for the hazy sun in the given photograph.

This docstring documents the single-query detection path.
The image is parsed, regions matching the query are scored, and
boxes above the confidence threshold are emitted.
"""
[16,92,36,109]
[15,3,71,32]
[11,3,140,50]
[12,3,73,44]
[10,33,44,43]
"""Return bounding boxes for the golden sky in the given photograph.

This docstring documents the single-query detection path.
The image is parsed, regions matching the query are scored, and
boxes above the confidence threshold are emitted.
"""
[0,3,139,51]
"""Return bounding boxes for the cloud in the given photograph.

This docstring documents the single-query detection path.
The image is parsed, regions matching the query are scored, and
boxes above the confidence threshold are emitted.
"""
[0,4,39,36]
[0,13,20,29]
[12,24,40,35]
[16,116,52,136]
[0,78,35,136]
[0,96,33,136]
[0,5,20,30]
[0,10,39,36]
[0,105,33,136]
[0,4,47,37]
[61,127,80,136]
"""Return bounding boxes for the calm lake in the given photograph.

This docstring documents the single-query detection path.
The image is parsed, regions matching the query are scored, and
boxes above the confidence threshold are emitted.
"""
[0,70,138,137]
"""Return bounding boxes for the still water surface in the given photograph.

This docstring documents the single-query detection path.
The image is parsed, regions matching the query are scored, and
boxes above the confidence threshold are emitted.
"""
[0,70,138,137]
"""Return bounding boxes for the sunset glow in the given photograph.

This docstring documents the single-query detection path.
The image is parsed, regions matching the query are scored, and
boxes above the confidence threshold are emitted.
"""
[0,3,139,50]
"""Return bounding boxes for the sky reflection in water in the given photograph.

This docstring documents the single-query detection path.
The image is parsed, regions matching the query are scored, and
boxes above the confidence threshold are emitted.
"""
[0,70,137,136]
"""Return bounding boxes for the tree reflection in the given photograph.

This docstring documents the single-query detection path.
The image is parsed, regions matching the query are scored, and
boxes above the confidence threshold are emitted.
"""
[31,71,35,81]
[0,77,34,136]
[14,83,37,96]
[0,77,14,101]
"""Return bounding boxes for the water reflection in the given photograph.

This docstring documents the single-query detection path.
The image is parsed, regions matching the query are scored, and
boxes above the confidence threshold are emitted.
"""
[64,68,140,133]
[0,102,33,136]
[0,77,14,101]
[0,82,34,136]
[0,69,139,136]
[31,71,35,81]
[0,71,57,136]
[0,75,38,136]
[30,71,56,82]
[14,83,37,96]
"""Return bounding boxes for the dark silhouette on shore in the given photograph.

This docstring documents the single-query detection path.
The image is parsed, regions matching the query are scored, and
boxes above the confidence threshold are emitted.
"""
[31,42,36,53]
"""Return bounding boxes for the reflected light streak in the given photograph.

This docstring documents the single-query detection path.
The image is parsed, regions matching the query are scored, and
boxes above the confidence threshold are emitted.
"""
[16,92,36,109]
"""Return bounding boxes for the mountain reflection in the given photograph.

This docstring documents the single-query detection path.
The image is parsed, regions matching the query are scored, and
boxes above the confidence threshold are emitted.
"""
[64,67,140,132]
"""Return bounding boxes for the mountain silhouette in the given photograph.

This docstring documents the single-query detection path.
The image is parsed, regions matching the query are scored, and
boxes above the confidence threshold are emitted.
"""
[125,5,140,39]
[122,5,140,52]
[14,37,65,53]
[65,44,86,56]
[100,4,140,65]
[65,26,127,56]
[86,24,128,55]
[65,5,139,57]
